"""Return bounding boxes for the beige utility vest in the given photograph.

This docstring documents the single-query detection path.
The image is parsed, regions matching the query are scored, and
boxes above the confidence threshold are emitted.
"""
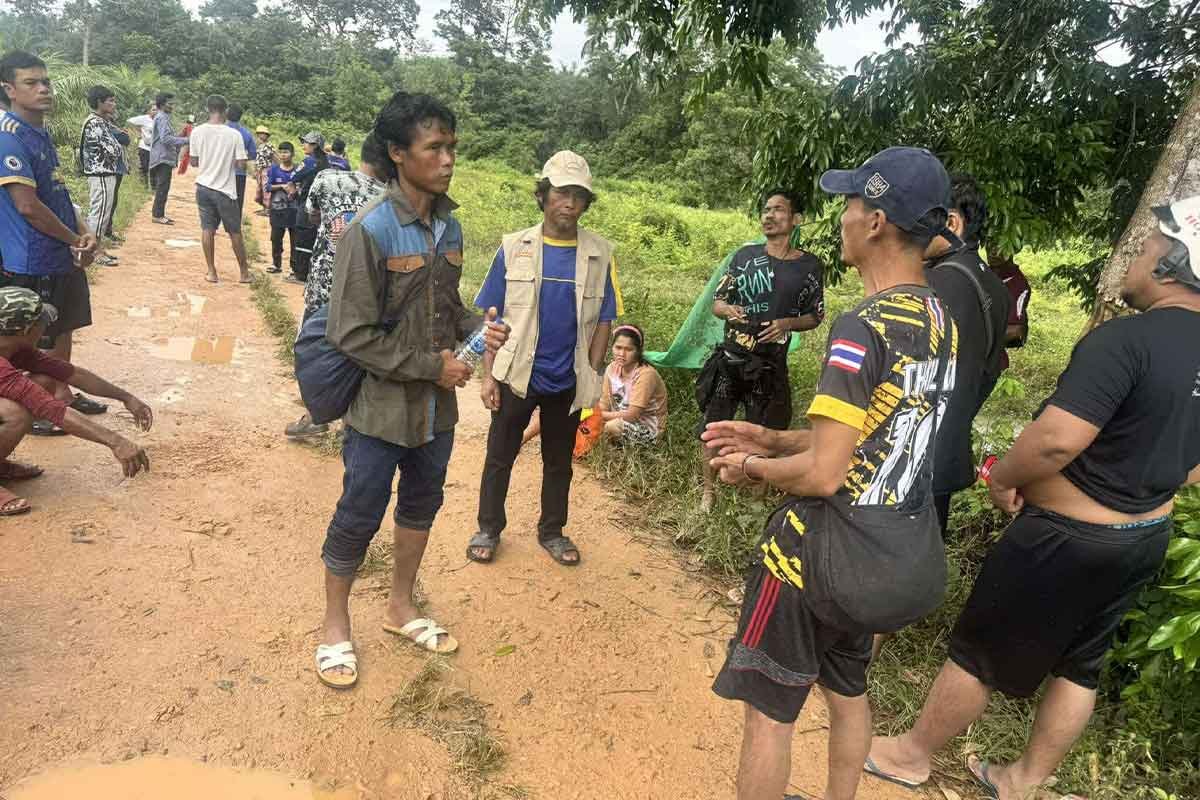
[490,223,614,412]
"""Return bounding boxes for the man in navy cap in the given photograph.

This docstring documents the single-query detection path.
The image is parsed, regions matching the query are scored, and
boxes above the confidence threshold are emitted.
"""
[865,195,1200,798]
[701,146,959,800]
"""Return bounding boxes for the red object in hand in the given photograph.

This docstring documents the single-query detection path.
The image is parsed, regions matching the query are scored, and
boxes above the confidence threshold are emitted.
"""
[978,455,999,484]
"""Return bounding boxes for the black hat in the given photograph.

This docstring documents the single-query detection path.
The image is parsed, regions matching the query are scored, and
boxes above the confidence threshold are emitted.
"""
[819,146,955,239]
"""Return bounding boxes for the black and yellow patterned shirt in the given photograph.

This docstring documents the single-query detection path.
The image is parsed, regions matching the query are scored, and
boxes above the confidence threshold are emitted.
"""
[806,286,958,510]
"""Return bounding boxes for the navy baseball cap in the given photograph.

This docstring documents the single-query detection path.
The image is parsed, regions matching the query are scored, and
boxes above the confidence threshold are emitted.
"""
[819,146,954,238]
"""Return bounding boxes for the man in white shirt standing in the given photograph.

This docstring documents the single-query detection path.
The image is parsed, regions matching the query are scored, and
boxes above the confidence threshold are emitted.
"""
[126,102,156,187]
[188,95,251,284]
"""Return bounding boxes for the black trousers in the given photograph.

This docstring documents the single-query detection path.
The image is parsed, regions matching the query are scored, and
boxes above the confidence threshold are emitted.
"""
[150,163,173,218]
[477,383,580,540]
[270,223,295,269]
[235,174,247,212]
[292,225,317,280]
[107,174,122,236]
[138,149,150,184]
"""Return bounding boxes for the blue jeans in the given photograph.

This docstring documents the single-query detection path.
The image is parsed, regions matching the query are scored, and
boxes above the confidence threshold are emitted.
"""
[321,426,454,576]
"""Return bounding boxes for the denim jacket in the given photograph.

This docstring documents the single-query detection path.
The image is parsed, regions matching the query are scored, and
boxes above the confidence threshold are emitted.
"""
[327,182,480,447]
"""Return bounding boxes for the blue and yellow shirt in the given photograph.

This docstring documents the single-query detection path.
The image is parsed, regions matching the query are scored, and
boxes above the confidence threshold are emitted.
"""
[0,111,78,275]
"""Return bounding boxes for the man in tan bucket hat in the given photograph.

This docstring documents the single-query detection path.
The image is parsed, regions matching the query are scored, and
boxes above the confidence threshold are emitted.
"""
[468,150,624,566]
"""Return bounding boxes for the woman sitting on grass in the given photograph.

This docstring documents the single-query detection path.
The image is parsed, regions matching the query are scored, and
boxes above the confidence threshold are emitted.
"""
[522,325,668,449]
[599,324,667,445]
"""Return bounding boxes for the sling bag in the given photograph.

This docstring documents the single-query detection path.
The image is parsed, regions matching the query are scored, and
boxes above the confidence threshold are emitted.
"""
[294,270,395,425]
[772,296,953,633]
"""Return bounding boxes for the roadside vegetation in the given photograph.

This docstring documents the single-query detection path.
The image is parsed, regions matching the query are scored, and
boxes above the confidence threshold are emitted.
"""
[34,55,1200,798]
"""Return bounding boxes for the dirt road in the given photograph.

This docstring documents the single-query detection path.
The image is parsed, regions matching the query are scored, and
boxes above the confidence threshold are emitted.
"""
[0,172,933,799]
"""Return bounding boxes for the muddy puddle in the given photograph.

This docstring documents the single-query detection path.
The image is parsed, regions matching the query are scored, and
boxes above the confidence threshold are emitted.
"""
[148,336,244,364]
[6,757,358,799]
[128,292,208,319]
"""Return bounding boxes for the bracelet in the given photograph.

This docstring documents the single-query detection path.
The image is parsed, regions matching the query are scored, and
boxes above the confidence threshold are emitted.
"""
[741,453,765,483]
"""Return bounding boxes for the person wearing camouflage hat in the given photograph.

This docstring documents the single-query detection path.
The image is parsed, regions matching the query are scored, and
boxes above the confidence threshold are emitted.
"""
[0,286,153,516]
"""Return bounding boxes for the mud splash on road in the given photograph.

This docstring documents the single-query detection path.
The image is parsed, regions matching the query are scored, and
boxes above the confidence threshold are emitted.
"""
[7,757,359,800]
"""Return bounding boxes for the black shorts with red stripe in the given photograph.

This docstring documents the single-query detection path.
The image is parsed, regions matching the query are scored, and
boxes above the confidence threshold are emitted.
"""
[712,561,872,723]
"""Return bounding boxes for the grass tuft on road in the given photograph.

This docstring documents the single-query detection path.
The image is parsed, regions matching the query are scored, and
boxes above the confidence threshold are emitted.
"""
[249,271,298,366]
[385,658,524,797]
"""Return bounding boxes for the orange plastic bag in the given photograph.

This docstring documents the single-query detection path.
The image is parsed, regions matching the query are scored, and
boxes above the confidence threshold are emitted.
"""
[573,407,603,458]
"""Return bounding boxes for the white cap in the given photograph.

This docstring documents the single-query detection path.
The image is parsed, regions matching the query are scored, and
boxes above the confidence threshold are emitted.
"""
[540,150,592,192]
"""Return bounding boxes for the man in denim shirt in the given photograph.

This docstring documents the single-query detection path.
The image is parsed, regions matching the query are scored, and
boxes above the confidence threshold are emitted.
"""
[313,91,508,689]
[147,92,188,224]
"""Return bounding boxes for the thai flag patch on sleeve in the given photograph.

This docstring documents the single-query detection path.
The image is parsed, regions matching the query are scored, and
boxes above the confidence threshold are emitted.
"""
[828,339,867,373]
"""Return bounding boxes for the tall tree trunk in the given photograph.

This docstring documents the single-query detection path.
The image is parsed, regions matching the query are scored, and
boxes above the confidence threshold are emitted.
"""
[82,20,91,66]
[1088,77,1200,330]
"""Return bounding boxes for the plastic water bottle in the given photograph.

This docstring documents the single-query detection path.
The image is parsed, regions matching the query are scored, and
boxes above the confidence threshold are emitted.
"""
[455,318,502,370]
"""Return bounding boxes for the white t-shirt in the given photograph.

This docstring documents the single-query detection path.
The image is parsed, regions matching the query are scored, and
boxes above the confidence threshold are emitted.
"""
[127,114,155,150]
[189,123,247,199]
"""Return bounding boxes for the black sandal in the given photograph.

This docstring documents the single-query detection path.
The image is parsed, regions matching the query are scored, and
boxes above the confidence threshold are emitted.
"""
[70,393,108,415]
[466,531,499,563]
[539,536,581,566]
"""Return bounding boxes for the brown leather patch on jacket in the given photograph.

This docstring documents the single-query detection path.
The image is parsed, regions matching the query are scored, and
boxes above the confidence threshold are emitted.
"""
[443,250,463,266]
[386,255,425,273]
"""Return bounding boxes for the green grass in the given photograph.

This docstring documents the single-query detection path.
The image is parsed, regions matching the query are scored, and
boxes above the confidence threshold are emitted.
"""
[449,162,1200,798]
[248,271,298,365]
[235,156,1192,798]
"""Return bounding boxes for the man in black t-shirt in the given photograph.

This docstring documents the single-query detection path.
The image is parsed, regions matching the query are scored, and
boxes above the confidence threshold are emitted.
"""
[925,174,1010,532]
[698,188,824,512]
[867,194,1200,800]
[702,147,958,800]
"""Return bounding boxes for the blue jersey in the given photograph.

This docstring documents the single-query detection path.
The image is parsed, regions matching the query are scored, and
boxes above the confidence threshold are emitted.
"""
[474,237,620,394]
[228,122,257,176]
[0,111,78,275]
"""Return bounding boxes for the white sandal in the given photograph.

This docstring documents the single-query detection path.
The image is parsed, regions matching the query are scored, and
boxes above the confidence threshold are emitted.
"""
[383,618,459,654]
[315,641,358,688]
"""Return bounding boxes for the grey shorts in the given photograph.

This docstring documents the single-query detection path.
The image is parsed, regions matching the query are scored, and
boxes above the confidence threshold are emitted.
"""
[196,184,242,233]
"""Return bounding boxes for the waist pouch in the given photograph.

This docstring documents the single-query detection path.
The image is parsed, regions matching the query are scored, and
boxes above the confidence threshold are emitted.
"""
[695,345,775,412]
[765,496,946,633]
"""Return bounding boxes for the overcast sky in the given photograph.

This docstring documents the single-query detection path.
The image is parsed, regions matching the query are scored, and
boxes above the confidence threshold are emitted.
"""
[410,1,903,73]
[177,0,905,74]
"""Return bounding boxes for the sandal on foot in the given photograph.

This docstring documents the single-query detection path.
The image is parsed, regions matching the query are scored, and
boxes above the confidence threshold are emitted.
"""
[30,419,66,436]
[70,393,108,415]
[383,618,458,654]
[863,755,924,790]
[0,487,32,516]
[315,641,358,688]
[0,460,43,481]
[967,755,1001,800]
[540,535,581,566]
[466,531,499,563]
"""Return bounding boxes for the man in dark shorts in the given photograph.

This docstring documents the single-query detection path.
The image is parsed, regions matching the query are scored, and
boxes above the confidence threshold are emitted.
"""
[924,174,1010,532]
[0,287,152,515]
[702,147,959,800]
[698,188,824,512]
[866,193,1200,800]
[188,95,251,284]
[0,50,104,435]
[990,250,1033,371]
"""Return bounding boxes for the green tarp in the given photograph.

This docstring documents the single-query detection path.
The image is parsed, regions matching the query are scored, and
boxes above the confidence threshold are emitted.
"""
[644,235,803,370]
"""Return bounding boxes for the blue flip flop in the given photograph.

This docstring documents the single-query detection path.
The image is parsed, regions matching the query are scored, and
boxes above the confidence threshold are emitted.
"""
[862,755,924,790]
[968,756,1001,800]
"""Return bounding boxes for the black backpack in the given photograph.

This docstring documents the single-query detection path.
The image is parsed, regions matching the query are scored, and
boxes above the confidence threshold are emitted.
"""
[935,254,996,358]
